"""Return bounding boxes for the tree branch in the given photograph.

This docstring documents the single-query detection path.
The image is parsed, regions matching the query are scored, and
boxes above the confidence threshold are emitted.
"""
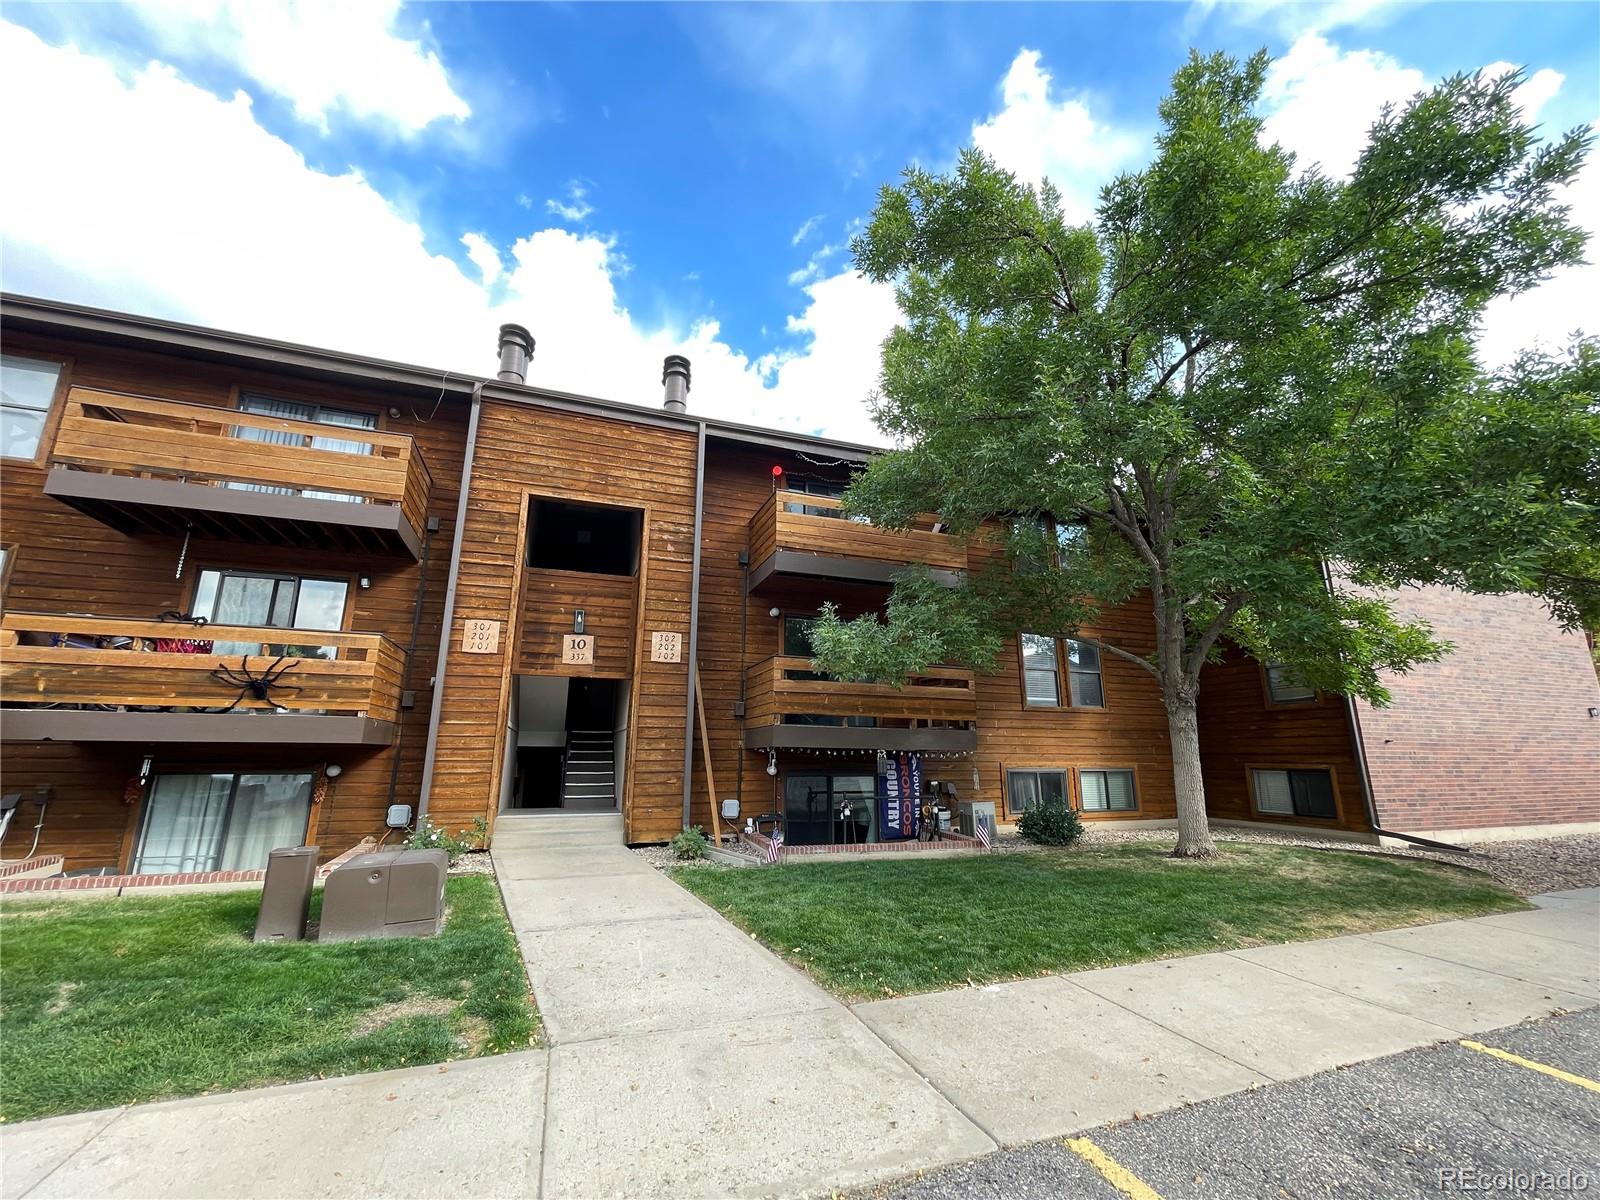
[1182,593,1249,682]
[1073,635,1161,679]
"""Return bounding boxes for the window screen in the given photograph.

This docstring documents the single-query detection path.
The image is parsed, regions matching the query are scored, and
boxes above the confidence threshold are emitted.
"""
[1021,634,1060,706]
[1252,769,1337,819]
[1080,769,1137,812]
[1066,639,1104,707]
[1007,769,1067,815]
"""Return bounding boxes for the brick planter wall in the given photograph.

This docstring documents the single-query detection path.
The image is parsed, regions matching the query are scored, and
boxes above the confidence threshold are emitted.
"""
[1356,588,1600,837]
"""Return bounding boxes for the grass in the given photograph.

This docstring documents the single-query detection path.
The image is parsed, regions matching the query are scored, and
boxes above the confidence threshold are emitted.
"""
[672,842,1527,1001]
[0,875,538,1123]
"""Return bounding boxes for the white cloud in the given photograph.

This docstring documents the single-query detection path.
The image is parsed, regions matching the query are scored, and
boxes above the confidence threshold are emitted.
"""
[787,242,844,287]
[1186,0,1403,41]
[970,49,1146,223]
[0,19,897,444]
[791,214,823,246]
[545,180,594,223]
[123,0,468,134]
[1476,121,1598,367]
[460,232,502,287]
[1261,33,1425,178]
[1258,35,1594,363]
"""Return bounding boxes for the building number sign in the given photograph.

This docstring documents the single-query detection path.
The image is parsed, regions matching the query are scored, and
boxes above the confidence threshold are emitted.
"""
[461,619,500,654]
[562,634,595,666]
[650,631,683,663]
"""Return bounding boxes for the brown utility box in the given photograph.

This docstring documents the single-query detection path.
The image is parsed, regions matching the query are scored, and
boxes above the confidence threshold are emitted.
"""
[254,845,319,942]
[318,848,447,943]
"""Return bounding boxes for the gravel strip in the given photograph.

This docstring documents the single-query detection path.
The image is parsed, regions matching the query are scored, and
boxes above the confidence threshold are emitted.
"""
[447,850,496,876]
[631,842,763,870]
[995,826,1600,896]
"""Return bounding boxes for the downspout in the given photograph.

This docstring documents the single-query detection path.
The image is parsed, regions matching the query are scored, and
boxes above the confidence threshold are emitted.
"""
[386,515,436,813]
[1321,561,1473,856]
[735,550,749,809]
[680,418,707,827]
[416,380,484,823]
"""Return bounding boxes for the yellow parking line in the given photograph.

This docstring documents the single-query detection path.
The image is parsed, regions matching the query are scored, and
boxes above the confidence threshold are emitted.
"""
[1064,1136,1165,1200]
[1460,1039,1600,1094]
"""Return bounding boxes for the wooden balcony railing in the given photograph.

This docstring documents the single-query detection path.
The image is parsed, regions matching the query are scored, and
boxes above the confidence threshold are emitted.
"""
[0,613,406,723]
[748,490,966,577]
[47,388,433,548]
[742,655,978,727]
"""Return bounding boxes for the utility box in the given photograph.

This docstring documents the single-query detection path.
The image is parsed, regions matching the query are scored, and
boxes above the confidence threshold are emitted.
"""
[254,845,319,943]
[318,848,447,943]
[957,801,998,842]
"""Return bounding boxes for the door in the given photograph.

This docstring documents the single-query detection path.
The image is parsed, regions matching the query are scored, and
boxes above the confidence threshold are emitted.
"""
[132,771,314,875]
[783,772,832,846]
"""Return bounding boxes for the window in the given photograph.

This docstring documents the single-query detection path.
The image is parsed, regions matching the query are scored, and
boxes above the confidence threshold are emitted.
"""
[1066,640,1104,707]
[1264,662,1316,703]
[783,615,817,657]
[1252,768,1337,820]
[1080,769,1137,812]
[1021,633,1060,706]
[1007,769,1068,815]
[1,355,62,460]
[1022,635,1104,708]
[132,771,314,874]
[192,569,348,658]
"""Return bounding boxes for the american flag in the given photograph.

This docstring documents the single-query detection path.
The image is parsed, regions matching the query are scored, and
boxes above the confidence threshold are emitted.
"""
[976,820,992,850]
[764,831,784,865]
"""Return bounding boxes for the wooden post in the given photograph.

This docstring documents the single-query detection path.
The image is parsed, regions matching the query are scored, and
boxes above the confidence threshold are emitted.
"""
[694,667,723,844]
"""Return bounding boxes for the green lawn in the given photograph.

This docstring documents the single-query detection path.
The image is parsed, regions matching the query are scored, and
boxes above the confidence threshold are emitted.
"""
[0,875,537,1123]
[672,842,1526,1000]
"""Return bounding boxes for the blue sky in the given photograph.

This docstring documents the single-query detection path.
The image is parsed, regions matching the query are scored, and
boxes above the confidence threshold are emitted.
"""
[2,2,1595,442]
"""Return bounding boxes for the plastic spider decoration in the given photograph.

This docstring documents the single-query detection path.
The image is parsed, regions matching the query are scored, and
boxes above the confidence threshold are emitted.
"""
[209,656,302,713]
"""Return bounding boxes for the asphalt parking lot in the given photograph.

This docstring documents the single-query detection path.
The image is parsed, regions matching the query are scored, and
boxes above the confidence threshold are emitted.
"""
[864,1008,1600,1200]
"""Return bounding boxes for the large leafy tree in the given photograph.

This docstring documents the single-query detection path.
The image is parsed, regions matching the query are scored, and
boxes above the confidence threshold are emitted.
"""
[809,51,1597,857]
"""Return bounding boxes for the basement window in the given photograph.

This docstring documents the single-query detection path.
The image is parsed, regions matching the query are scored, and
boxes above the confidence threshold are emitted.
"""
[1079,768,1137,812]
[1252,768,1337,820]
[527,497,641,576]
[1006,768,1067,816]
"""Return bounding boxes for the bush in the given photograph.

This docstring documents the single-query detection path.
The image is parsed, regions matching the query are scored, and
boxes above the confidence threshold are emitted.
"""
[1016,804,1084,847]
[406,819,485,865]
[671,825,710,861]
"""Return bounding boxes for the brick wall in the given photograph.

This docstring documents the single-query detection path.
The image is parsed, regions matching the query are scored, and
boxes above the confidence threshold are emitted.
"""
[1356,587,1600,835]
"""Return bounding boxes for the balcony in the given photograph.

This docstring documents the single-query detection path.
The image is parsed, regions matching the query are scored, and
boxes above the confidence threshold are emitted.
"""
[746,490,965,590]
[44,389,433,558]
[0,613,406,745]
[741,655,978,753]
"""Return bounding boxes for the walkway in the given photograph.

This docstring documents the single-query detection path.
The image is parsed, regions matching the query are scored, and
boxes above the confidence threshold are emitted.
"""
[2,826,1595,1199]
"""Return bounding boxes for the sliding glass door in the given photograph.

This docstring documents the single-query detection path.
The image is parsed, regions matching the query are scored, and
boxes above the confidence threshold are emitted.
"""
[132,772,314,875]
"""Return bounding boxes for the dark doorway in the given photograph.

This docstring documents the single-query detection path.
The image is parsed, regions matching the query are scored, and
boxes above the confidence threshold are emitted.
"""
[514,747,565,809]
[565,677,617,731]
[527,497,641,575]
[783,769,876,846]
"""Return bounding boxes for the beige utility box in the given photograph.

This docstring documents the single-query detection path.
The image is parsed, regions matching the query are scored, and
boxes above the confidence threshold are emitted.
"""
[254,845,319,942]
[319,848,447,943]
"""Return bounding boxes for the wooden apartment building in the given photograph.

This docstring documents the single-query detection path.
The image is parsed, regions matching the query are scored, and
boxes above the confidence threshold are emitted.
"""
[1,295,1595,876]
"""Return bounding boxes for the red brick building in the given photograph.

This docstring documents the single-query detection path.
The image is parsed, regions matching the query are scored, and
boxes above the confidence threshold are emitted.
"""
[1353,588,1600,842]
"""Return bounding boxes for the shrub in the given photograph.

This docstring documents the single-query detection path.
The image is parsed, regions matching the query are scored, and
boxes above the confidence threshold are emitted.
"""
[1016,804,1084,847]
[671,825,710,861]
[406,819,481,865]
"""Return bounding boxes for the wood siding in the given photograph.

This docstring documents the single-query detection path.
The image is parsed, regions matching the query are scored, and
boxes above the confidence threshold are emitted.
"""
[425,398,698,843]
[1196,646,1370,832]
[516,568,638,678]
[744,656,977,726]
[0,329,467,870]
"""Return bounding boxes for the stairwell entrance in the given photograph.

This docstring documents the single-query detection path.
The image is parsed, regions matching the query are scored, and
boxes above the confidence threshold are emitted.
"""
[504,675,627,812]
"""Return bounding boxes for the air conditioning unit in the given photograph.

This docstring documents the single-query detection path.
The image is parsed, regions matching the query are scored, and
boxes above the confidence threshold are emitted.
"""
[957,801,997,841]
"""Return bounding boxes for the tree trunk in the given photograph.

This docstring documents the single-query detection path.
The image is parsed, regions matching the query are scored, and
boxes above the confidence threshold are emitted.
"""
[1166,691,1216,858]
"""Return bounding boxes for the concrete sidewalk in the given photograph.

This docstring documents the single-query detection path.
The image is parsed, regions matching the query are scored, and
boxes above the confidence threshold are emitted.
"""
[3,830,1595,1200]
